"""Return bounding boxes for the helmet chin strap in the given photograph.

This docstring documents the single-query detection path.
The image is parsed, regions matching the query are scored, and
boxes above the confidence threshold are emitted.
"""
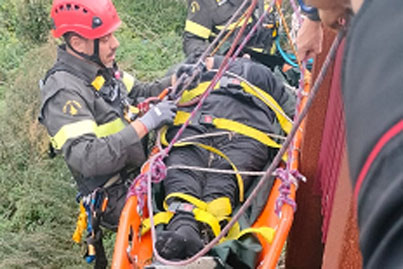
[66,39,105,68]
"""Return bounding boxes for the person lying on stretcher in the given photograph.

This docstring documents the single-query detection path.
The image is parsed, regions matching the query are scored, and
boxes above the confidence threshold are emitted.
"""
[151,56,296,265]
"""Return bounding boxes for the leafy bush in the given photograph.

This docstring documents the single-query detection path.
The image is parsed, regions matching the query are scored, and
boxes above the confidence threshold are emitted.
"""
[16,0,52,44]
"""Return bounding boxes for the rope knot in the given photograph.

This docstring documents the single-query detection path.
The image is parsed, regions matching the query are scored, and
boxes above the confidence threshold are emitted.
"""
[274,167,306,216]
[127,151,168,210]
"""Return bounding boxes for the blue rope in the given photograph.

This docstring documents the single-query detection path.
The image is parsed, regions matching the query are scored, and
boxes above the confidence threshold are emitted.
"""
[275,38,313,69]
[297,0,317,14]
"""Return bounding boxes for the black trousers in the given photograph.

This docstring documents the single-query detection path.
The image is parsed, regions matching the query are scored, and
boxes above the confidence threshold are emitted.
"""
[164,128,270,208]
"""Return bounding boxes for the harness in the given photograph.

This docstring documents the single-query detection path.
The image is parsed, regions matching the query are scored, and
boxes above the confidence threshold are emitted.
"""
[144,70,290,246]
[161,73,290,198]
[141,193,275,245]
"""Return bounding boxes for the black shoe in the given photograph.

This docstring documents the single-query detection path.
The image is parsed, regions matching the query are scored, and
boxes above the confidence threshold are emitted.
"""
[155,230,187,260]
[155,224,204,260]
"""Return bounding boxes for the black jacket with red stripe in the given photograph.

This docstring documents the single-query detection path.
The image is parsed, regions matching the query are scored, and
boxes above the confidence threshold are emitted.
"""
[342,0,403,267]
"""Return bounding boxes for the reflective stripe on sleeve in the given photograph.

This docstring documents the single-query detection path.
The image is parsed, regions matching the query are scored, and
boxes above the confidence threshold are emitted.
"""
[50,118,126,150]
[185,20,212,39]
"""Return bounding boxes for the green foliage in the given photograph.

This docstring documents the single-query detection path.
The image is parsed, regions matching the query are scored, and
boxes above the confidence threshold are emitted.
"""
[16,0,52,44]
[116,0,187,36]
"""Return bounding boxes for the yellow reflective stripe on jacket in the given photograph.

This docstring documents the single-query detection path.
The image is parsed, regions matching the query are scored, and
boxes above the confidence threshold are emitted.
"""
[122,71,135,93]
[50,118,125,150]
[185,20,212,39]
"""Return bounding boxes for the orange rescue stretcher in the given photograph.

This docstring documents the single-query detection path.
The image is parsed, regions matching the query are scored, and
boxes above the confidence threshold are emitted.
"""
[111,76,310,269]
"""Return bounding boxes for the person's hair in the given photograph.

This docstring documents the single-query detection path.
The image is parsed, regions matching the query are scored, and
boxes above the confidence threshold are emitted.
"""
[62,32,84,44]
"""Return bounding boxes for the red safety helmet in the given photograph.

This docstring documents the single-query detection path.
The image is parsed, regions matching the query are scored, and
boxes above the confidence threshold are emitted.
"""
[50,0,121,39]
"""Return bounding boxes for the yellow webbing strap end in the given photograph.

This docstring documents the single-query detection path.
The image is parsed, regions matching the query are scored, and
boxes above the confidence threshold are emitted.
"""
[141,211,174,236]
[91,75,105,91]
[72,201,87,243]
[179,82,210,104]
[236,226,276,244]
[206,197,232,219]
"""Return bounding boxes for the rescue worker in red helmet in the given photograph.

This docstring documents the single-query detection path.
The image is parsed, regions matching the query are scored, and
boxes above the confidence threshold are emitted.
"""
[39,0,177,267]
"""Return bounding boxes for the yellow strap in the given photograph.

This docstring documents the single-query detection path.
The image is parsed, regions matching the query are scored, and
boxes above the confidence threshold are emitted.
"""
[240,81,292,133]
[164,192,207,211]
[179,81,212,103]
[164,193,231,241]
[164,193,232,219]
[225,218,241,240]
[50,118,125,150]
[215,16,253,31]
[185,20,211,39]
[91,76,105,91]
[122,71,135,93]
[174,111,282,149]
[193,208,223,240]
[141,211,174,235]
[72,201,87,243]
[177,79,292,134]
[236,226,276,244]
[206,197,232,219]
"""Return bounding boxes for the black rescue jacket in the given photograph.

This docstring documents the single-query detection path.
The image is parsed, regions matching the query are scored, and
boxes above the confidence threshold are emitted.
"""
[39,45,170,195]
[342,0,403,267]
[183,0,278,59]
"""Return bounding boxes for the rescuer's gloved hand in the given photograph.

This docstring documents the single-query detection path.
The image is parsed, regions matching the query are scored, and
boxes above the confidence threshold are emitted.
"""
[138,100,177,132]
[175,62,206,91]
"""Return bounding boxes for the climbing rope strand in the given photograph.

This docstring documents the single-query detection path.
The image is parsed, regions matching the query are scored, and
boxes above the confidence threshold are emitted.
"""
[175,131,286,143]
[167,165,275,177]
[275,0,309,216]
[275,1,303,70]
[211,9,249,56]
